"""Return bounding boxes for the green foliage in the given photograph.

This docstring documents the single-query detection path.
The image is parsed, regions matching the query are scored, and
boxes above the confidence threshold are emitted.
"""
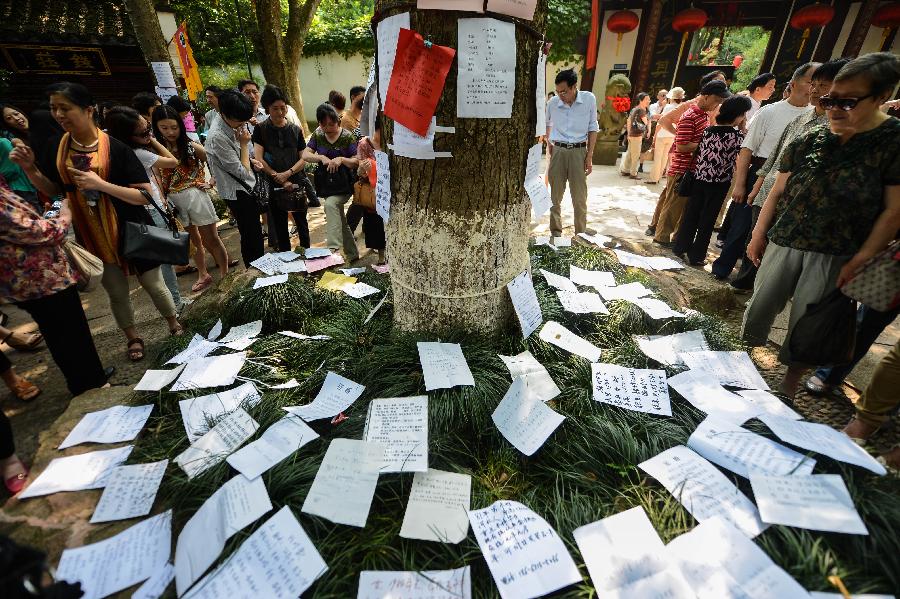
[303,0,375,58]
[170,0,260,67]
[731,28,771,93]
[546,0,591,64]
[133,248,900,595]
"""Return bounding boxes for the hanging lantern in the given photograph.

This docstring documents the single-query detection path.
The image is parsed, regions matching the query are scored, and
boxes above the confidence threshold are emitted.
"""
[732,54,744,68]
[606,10,640,55]
[790,3,835,58]
[872,2,900,51]
[672,7,709,65]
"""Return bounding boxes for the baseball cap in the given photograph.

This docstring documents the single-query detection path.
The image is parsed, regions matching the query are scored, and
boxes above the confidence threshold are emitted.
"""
[667,87,685,100]
[700,80,732,98]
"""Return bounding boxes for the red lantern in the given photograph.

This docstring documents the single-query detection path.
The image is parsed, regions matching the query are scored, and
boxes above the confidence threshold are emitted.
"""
[872,2,900,51]
[606,10,640,55]
[733,54,744,68]
[672,8,709,68]
[790,3,835,58]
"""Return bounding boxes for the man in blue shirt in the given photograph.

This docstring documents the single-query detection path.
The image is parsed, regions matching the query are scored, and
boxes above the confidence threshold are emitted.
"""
[545,69,600,237]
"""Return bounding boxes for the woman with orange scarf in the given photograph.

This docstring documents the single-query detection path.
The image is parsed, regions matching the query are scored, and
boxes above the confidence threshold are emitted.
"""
[11,82,180,362]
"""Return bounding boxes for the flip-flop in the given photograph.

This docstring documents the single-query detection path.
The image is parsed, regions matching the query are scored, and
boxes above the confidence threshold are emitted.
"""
[12,379,40,402]
[3,331,43,352]
[127,338,145,362]
[191,276,214,293]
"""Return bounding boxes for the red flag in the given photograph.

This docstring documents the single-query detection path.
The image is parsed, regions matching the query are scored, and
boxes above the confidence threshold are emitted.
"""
[384,29,455,137]
[586,0,600,70]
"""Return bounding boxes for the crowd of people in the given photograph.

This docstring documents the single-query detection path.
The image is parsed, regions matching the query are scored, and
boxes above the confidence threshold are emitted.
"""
[0,77,383,492]
[548,52,900,470]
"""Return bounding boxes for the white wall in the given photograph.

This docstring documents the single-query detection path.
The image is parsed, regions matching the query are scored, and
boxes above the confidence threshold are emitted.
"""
[298,53,371,108]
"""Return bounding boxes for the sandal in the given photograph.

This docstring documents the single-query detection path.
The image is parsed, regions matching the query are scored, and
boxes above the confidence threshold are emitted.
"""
[3,331,44,352]
[127,338,145,362]
[12,378,40,402]
[804,375,847,399]
[191,275,214,293]
[175,265,198,277]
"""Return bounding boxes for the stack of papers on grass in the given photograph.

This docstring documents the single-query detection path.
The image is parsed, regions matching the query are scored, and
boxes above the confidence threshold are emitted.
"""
[19,445,133,499]
[59,405,153,449]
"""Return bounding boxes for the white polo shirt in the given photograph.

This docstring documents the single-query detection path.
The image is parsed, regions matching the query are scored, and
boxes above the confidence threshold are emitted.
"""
[546,91,600,144]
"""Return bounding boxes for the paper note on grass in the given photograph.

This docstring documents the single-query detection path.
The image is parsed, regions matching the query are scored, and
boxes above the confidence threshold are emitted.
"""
[469,500,580,599]
[539,320,602,362]
[679,350,769,390]
[253,273,288,289]
[507,269,543,338]
[132,562,174,599]
[175,408,259,479]
[736,390,803,420]
[174,475,272,596]
[284,371,365,421]
[358,567,471,599]
[594,281,653,301]
[19,445,133,499]
[179,381,262,443]
[90,459,168,523]
[687,415,816,479]
[318,270,357,291]
[226,415,319,480]
[569,265,615,288]
[667,369,764,425]
[134,364,186,391]
[170,352,246,392]
[629,297,685,319]
[750,473,868,535]
[59,404,153,449]
[498,350,560,403]
[301,438,383,527]
[539,268,578,292]
[556,290,609,314]
[305,253,345,273]
[400,468,471,543]
[638,445,767,538]
[759,413,886,475]
[56,511,171,599]
[417,342,475,390]
[591,363,671,416]
[492,376,564,456]
[165,334,219,365]
[183,506,327,599]
[364,396,428,472]
[634,330,709,366]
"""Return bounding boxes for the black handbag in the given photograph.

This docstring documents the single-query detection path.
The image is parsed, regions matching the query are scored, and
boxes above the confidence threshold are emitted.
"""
[677,171,696,197]
[226,170,270,213]
[123,190,190,266]
[272,186,308,212]
[789,289,857,367]
[300,172,320,207]
[314,163,354,197]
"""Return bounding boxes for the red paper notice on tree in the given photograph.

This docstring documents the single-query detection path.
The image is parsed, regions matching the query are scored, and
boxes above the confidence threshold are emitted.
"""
[384,28,455,136]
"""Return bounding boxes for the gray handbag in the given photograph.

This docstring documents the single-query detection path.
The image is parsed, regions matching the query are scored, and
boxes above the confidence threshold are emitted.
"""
[122,190,190,265]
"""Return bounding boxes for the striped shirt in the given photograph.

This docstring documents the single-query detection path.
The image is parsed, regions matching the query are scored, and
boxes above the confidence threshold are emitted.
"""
[668,104,710,176]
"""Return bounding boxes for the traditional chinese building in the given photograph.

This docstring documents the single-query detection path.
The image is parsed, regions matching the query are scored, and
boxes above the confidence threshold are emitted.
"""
[580,0,900,101]
[0,0,156,111]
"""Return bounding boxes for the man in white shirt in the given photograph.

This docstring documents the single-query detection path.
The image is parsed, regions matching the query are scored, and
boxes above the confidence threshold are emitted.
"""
[745,73,777,121]
[545,69,600,237]
[647,87,684,184]
[648,89,668,120]
[712,62,817,284]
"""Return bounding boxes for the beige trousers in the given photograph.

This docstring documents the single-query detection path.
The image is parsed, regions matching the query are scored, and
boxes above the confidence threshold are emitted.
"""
[652,173,687,243]
[855,339,900,426]
[323,194,359,261]
[548,146,588,237]
[649,136,674,183]
[101,263,176,330]
[620,136,643,177]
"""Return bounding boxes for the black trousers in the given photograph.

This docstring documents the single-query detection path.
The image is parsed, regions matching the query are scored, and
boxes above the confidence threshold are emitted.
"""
[362,210,386,250]
[711,202,753,278]
[730,205,763,289]
[268,204,311,251]
[347,203,365,234]
[673,180,731,264]
[16,286,106,396]
[227,191,265,267]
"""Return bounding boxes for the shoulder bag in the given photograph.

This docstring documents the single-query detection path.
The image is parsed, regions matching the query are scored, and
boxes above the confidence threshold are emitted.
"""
[225,169,269,214]
[122,190,190,266]
[789,289,857,367]
[314,162,354,197]
[841,239,900,311]
[62,239,104,292]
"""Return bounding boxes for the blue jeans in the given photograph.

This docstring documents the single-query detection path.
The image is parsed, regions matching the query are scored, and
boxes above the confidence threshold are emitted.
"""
[147,205,183,308]
[815,304,900,384]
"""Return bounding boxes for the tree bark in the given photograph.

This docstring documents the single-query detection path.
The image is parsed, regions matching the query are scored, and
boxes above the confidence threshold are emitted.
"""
[254,0,321,133]
[375,2,548,334]
[125,0,180,87]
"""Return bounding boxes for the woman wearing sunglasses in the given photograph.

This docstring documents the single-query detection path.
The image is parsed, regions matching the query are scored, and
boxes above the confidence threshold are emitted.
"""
[742,52,900,398]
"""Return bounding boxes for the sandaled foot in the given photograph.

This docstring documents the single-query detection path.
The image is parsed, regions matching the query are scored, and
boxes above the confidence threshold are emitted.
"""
[127,338,145,362]
[804,375,834,396]
[12,378,40,402]
[3,331,44,352]
[843,417,881,442]
[191,275,213,293]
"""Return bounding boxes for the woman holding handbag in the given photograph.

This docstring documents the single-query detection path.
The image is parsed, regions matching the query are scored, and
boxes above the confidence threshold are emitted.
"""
[302,103,360,262]
[252,85,311,249]
[10,82,180,362]
[104,106,184,311]
[153,105,230,292]
[355,119,386,263]
[619,92,651,180]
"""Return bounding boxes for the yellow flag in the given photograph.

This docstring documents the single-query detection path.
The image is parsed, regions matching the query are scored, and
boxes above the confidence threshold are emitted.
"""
[173,22,203,101]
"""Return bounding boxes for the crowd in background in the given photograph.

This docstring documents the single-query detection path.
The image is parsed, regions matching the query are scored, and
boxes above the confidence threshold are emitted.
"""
[0,77,382,493]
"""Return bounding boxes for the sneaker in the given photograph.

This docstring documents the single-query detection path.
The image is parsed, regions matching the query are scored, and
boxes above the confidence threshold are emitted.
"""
[644,226,656,236]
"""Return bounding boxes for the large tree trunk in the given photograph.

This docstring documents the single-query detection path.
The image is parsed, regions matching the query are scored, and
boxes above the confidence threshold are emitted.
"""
[125,0,179,86]
[375,2,548,334]
[254,0,321,134]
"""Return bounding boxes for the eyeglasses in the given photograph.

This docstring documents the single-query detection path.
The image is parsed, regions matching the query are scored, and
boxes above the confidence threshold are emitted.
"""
[818,94,874,111]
